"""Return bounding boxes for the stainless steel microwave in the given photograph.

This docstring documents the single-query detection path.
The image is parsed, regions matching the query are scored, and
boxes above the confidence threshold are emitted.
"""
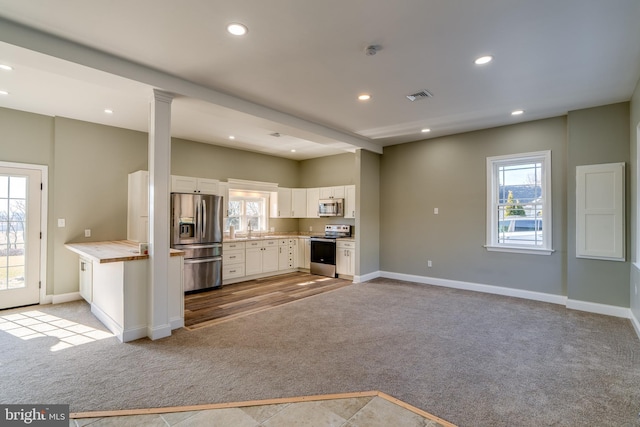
[318,198,344,217]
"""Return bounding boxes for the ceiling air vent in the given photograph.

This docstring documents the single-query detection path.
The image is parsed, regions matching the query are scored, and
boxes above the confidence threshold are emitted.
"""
[269,132,281,137]
[406,89,433,101]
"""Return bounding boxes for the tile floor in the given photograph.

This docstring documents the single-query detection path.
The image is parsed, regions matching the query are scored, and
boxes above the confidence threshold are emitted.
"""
[69,395,452,426]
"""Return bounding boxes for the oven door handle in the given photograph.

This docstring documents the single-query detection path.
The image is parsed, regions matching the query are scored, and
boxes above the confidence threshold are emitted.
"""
[311,238,336,243]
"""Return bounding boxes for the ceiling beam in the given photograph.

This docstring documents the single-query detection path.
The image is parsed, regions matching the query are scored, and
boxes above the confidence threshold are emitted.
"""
[0,17,383,154]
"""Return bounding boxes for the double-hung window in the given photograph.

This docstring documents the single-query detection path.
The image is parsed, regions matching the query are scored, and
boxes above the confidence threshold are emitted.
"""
[486,150,552,255]
[226,190,269,232]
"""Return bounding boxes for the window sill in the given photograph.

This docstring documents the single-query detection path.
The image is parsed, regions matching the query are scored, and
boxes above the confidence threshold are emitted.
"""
[484,245,554,256]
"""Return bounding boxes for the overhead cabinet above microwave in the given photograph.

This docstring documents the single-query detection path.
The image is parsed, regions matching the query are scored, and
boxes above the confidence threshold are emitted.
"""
[270,185,355,219]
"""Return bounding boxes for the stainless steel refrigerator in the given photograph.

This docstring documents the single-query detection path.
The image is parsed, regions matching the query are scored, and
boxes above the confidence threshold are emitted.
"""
[170,193,223,293]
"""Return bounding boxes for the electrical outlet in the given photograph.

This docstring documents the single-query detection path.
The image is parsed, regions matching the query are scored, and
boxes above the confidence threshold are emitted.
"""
[309,226,313,232]
[427,260,432,268]
[84,229,91,237]
[434,208,439,215]
[57,218,65,228]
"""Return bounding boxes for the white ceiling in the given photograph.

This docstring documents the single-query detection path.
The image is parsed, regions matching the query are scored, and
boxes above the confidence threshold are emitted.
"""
[0,0,639,160]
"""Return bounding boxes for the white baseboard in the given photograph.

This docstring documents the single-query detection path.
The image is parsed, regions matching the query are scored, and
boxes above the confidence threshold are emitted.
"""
[123,326,148,342]
[380,271,567,305]
[51,292,83,304]
[566,299,631,319]
[170,317,184,330]
[377,271,638,325]
[147,324,172,341]
[630,311,640,340]
[91,303,124,342]
[354,270,381,284]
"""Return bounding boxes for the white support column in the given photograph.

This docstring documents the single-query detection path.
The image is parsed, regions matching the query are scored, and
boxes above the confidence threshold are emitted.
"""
[147,89,174,340]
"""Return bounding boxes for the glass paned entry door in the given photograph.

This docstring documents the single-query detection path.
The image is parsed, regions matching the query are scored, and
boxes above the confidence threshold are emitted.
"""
[0,166,41,309]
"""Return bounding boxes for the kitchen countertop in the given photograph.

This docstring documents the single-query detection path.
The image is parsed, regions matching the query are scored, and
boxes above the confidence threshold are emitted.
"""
[65,240,185,264]
[224,234,354,242]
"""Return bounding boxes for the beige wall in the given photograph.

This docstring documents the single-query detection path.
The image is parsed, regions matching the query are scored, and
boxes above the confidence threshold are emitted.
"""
[172,138,300,186]
[380,117,567,295]
[298,153,356,187]
[52,117,148,294]
[567,102,630,307]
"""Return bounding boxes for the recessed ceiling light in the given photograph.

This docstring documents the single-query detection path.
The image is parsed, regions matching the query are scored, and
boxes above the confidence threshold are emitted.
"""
[474,55,493,65]
[291,149,296,153]
[0,90,9,96]
[358,94,371,101]
[229,135,235,140]
[421,128,431,133]
[104,109,113,114]
[227,23,248,36]
[0,64,12,71]
[511,109,524,116]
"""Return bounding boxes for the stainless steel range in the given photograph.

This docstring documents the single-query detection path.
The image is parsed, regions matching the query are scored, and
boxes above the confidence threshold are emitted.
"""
[310,224,352,277]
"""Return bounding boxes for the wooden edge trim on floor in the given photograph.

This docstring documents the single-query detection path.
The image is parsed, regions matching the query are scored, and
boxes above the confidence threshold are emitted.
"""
[70,390,457,426]
[70,391,378,419]
[376,391,458,427]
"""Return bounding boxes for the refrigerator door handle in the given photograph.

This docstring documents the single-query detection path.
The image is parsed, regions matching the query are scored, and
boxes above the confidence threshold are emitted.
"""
[176,243,222,250]
[184,256,222,264]
[194,197,200,240]
[201,199,207,240]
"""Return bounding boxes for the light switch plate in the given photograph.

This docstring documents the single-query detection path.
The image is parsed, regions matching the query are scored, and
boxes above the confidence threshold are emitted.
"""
[84,229,91,237]
[57,218,65,227]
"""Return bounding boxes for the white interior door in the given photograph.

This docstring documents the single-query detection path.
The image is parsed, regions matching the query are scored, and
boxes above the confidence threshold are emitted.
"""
[0,166,42,309]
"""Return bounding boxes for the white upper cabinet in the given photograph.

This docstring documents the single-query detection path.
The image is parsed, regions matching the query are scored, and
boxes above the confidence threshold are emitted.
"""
[344,185,356,219]
[319,185,345,199]
[291,188,307,218]
[270,187,292,218]
[306,188,320,218]
[271,187,308,218]
[171,175,219,194]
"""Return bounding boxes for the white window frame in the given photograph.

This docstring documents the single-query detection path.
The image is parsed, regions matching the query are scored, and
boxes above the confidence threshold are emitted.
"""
[485,150,553,255]
[226,190,270,233]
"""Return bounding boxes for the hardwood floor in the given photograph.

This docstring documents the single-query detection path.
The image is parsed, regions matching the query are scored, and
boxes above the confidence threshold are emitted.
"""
[184,272,352,330]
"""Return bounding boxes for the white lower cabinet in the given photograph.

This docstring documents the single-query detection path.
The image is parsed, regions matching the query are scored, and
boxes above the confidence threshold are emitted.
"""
[336,240,356,277]
[223,250,245,280]
[246,240,278,275]
[278,239,295,270]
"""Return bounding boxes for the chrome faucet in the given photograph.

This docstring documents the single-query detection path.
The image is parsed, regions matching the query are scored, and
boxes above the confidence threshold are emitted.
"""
[247,224,252,238]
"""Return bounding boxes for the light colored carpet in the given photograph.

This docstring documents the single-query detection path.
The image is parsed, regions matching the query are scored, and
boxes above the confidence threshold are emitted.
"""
[2,278,640,426]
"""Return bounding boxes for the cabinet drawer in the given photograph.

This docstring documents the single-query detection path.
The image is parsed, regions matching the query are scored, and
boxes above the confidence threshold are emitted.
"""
[224,249,245,265]
[279,239,295,246]
[337,240,356,249]
[246,240,263,248]
[224,264,245,279]
[224,242,245,250]
[263,239,278,247]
